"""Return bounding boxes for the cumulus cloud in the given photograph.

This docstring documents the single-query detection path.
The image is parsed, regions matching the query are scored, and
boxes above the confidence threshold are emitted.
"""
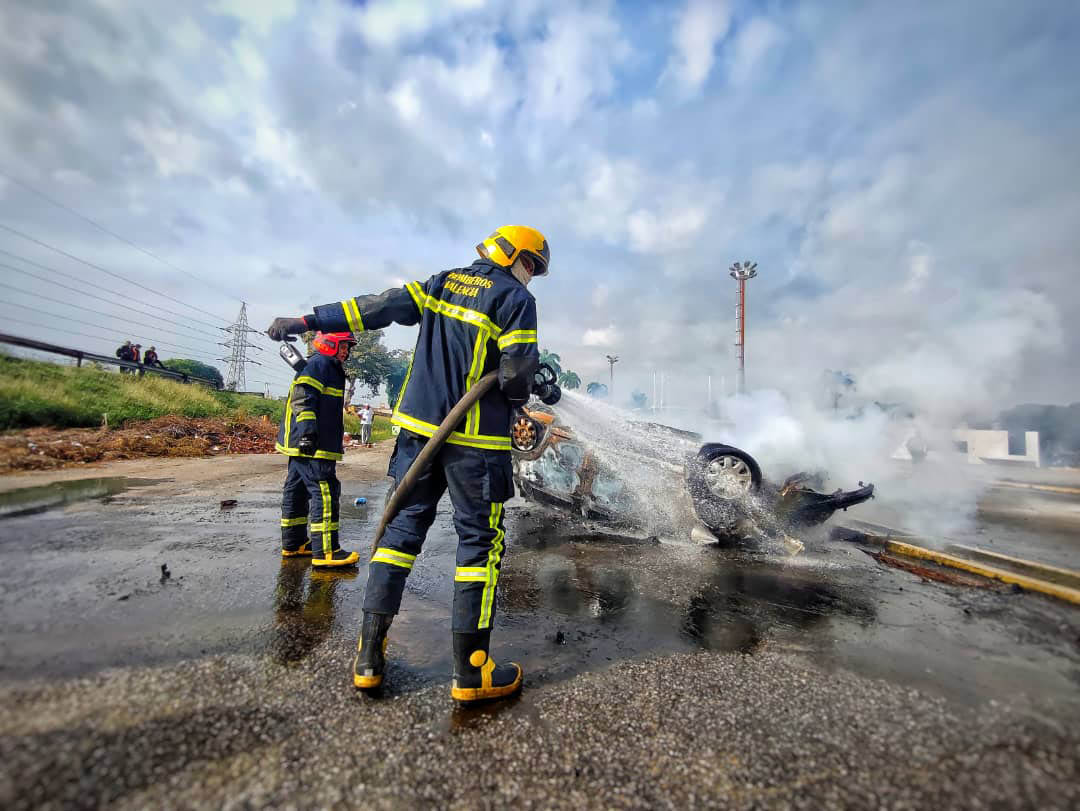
[727,17,784,86]
[0,0,1074,412]
[665,0,732,93]
[583,326,619,347]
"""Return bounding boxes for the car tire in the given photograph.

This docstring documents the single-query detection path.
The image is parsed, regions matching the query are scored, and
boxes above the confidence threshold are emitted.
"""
[686,444,762,501]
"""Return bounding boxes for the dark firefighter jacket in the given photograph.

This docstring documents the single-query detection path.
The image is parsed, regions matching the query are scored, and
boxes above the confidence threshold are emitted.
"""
[275,352,346,461]
[310,258,539,451]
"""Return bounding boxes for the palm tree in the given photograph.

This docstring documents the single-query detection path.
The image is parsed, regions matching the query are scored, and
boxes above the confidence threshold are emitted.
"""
[538,349,562,377]
[586,382,608,398]
[558,369,581,390]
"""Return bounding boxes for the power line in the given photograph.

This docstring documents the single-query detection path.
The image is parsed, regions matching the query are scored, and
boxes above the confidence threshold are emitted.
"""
[0,247,227,338]
[0,258,226,343]
[0,289,225,356]
[0,278,228,352]
[0,221,230,328]
[0,168,245,304]
[1,315,224,366]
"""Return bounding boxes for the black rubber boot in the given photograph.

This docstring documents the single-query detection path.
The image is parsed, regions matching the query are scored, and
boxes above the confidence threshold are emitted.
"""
[451,631,522,703]
[312,547,360,568]
[353,612,393,690]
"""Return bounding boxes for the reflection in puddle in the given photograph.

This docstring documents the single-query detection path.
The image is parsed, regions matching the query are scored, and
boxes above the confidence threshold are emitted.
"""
[271,561,357,664]
[681,564,876,653]
[500,529,878,678]
[0,477,167,519]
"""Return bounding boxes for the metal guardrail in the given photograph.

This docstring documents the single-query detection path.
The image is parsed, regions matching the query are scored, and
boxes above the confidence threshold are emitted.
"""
[0,332,219,388]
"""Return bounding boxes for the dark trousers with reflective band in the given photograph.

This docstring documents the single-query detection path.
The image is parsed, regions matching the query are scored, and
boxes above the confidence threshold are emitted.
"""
[280,457,341,554]
[364,430,513,632]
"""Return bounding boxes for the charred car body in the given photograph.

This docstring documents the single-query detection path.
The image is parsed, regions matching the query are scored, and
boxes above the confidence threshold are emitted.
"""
[510,408,874,545]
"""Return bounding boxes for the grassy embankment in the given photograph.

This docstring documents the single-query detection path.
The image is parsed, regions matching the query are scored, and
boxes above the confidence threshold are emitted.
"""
[0,354,392,439]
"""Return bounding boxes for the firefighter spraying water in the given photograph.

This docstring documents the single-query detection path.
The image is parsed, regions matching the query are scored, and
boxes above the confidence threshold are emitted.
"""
[267,225,554,704]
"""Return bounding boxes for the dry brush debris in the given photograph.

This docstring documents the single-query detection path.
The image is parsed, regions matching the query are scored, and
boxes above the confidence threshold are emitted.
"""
[0,415,278,473]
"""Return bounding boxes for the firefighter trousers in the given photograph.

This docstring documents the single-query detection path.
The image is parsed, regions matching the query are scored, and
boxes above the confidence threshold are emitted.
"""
[363,430,514,631]
[280,457,341,554]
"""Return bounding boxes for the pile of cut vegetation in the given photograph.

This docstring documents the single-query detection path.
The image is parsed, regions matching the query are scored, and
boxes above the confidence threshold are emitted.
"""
[0,416,278,473]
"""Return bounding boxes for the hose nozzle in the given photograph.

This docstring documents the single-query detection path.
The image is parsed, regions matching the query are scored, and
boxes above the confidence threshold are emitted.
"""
[532,363,561,405]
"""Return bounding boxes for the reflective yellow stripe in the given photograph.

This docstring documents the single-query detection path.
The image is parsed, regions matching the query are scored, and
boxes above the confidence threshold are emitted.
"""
[283,381,295,448]
[390,410,440,436]
[389,413,511,450]
[405,281,426,314]
[479,503,504,629]
[280,516,308,527]
[373,547,416,563]
[274,444,344,461]
[371,547,416,569]
[446,433,510,451]
[455,566,487,582]
[341,299,365,333]
[425,297,502,337]
[324,387,344,397]
[407,278,503,335]
[309,521,340,531]
[296,375,325,392]
[497,329,537,349]
[296,411,316,422]
[464,329,488,435]
[318,480,333,555]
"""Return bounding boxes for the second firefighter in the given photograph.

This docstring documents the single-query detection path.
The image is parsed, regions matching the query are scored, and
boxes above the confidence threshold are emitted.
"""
[276,331,360,568]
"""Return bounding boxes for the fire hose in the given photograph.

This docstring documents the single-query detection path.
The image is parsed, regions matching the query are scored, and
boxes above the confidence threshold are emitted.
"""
[370,364,561,555]
[277,344,560,556]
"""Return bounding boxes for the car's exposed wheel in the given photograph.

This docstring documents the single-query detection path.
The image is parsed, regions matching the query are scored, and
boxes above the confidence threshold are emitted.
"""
[687,444,762,500]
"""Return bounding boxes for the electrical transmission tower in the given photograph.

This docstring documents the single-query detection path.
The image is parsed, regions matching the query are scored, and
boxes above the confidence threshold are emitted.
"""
[220,302,264,391]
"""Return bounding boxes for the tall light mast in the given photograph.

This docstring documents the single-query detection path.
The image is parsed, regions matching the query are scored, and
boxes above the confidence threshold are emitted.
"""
[728,261,758,394]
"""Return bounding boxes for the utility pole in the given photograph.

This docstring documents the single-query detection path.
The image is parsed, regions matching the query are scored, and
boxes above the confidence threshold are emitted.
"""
[220,302,264,391]
[605,354,619,398]
[729,260,758,394]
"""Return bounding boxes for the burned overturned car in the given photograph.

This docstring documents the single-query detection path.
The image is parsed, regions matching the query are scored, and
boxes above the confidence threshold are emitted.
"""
[509,407,874,546]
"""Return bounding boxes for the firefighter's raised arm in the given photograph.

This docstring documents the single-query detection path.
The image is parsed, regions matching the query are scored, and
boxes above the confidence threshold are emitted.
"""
[267,284,427,342]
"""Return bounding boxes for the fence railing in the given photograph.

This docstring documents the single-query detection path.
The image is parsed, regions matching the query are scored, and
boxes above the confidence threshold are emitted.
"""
[0,332,220,388]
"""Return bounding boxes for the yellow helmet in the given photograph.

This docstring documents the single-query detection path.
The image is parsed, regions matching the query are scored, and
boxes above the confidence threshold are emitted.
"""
[476,225,550,276]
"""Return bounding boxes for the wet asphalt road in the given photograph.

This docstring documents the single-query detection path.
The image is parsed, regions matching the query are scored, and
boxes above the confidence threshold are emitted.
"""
[0,459,1078,809]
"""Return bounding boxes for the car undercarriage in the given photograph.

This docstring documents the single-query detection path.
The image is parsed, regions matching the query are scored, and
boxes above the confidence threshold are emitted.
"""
[510,408,875,546]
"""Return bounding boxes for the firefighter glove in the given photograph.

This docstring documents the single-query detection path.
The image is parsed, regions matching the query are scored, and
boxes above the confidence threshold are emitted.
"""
[267,316,309,342]
[297,435,316,455]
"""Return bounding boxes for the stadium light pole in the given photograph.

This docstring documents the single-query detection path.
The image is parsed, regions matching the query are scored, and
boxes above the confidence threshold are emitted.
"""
[729,261,758,394]
[606,354,619,398]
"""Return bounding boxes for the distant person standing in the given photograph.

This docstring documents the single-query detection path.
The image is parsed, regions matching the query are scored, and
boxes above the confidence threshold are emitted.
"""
[115,341,134,374]
[359,404,374,447]
[131,344,142,365]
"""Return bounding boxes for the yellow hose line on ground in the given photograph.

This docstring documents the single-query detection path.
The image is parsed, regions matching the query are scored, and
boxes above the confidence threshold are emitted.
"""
[992,480,1080,496]
[944,544,1080,590]
[882,538,1080,606]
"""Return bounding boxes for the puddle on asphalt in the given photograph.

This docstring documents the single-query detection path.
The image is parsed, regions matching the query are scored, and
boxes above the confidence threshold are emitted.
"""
[5,490,1076,723]
[0,477,168,519]
[270,561,359,665]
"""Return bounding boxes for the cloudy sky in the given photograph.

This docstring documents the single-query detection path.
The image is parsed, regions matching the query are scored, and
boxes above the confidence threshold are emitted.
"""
[0,0,1076,412]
